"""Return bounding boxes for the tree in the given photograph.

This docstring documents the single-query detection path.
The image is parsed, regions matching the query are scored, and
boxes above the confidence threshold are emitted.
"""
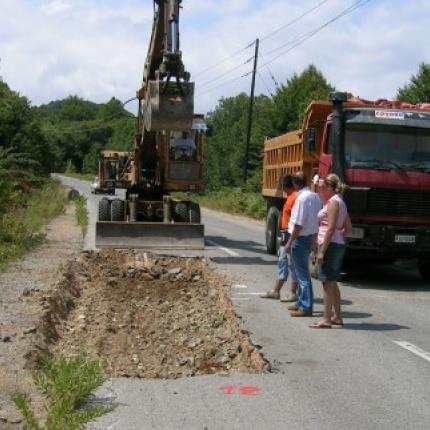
[205,93,276,190]
[397,63,430,104]
[273,64,334,133]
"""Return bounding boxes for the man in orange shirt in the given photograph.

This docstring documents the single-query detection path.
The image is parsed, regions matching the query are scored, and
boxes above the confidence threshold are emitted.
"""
[260,175,298,301]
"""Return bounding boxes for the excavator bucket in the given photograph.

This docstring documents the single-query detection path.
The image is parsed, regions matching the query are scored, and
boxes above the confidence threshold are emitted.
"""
[144,80,195,131]
[95,221,204,250]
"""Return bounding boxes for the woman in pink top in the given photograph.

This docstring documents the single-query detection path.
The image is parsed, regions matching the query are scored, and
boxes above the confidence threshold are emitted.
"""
[310,174,352,329]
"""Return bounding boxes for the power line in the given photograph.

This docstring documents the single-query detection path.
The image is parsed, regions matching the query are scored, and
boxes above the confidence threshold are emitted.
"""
[260,0,331,42]
[196,71,252,97]
[259,0,372,69]
[192,0,330,80]
[257,71,274,97]
[193,41,255,79]
[195,0,371,99]
[197,55,254,90]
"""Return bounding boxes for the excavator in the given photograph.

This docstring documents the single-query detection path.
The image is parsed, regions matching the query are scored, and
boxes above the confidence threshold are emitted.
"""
[96,0,206,249]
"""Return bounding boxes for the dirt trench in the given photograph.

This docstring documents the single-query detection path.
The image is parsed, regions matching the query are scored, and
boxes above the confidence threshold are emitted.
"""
[34,250,269,379]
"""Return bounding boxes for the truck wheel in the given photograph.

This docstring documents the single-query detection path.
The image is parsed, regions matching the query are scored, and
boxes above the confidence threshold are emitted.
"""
[174,202,188,223]
[418,254,430,282]
[98,199,111,222]
[189,202,201,223]
[111,199,124,222]
[266,206,280,255]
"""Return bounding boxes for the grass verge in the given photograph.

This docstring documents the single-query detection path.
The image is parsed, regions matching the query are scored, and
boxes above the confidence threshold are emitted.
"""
[73,195,89,237]
[13,354,115,430]
[0,180,67,270]
[176,188,266,220]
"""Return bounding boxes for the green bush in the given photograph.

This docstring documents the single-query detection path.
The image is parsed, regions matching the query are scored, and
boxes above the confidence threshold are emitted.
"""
[0,180,67,269]
[176,188,266,220]
[13,354,114,430]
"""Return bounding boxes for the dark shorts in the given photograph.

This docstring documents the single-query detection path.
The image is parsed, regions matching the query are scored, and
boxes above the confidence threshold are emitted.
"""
[318,242,346,282]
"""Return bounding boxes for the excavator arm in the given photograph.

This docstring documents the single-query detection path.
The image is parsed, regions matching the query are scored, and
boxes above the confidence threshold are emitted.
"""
[139,0,194,131]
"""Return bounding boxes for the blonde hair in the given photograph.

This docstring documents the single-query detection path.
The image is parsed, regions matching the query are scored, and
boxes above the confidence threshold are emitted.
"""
[324,173,347,194]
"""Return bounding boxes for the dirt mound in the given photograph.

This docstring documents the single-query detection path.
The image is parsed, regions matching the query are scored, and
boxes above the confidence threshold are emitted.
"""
[32,250,268,379]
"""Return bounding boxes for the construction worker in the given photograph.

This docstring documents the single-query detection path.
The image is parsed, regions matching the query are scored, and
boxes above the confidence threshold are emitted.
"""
[260,174,298,301]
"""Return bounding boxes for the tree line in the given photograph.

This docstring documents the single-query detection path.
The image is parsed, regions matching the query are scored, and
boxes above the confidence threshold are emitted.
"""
[1,62,429,193]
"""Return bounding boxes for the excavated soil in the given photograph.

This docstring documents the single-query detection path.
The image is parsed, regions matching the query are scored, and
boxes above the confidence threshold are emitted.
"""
[32,250,268,379]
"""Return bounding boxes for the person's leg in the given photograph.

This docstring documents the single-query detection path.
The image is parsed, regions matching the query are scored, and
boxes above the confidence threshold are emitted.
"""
[261,247,288,299]
[332,283,342,323]
[290,235,313,313]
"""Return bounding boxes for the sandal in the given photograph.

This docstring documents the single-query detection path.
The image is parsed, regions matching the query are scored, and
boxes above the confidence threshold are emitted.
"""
[309,321,332,329]
[259,291,280,299]
[331,319,344,327]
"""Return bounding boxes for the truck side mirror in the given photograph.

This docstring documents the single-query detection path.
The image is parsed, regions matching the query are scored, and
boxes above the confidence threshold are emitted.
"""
[305,128,317,153]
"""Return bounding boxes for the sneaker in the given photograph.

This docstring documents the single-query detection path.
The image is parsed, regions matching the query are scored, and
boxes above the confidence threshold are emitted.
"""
[259,291,280,299]
[290,309,313,317]
[280,294,298,303]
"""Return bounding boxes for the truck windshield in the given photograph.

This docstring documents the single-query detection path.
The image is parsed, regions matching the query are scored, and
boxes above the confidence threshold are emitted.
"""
[345,124,430,172]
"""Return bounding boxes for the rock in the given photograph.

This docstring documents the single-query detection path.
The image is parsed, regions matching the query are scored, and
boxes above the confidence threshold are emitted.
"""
[2,336,12,343]
[23,327,37,335]
[193,275,201,282]
[168,268,182,275]
[220,356,230,364]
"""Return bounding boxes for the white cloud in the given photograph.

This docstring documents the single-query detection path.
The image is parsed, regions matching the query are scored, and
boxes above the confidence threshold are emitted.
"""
[1,0,429,114]
[41,0,72,16]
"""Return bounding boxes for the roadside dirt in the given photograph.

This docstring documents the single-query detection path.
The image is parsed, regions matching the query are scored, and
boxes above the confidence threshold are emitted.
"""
[0,203,83,429]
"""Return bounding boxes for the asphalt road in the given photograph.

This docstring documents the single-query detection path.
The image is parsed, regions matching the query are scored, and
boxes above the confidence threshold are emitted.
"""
[57,175,430,430]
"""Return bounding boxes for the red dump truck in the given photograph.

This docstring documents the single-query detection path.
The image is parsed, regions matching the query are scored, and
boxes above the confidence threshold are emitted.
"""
[263,93,430,281]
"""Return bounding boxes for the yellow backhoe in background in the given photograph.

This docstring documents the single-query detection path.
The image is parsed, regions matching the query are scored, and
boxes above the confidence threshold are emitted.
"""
[96,0,206,250]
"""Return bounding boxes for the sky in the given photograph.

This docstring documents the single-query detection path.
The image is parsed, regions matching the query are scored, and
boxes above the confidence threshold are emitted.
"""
[0,0,429,115]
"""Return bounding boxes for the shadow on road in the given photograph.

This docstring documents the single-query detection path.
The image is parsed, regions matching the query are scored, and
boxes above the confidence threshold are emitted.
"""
[340,261,428,292]
[211,256,275,266]
[206,236,269,256]
[314,297,353,306]
[344,322,410,331]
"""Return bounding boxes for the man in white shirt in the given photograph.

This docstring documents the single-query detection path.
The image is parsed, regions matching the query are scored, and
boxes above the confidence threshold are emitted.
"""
[286,171,322,316]
[171,132,196,160]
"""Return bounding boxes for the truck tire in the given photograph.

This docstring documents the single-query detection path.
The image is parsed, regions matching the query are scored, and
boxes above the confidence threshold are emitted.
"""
[174,201,188,223]
[189,202,201,223]
[418,254,430,282]
[266,206,280,255]
[98,199,111,222]
[111,199,124,222]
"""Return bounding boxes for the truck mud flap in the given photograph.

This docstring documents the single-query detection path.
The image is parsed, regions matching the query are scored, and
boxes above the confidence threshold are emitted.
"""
[95,221,204,250]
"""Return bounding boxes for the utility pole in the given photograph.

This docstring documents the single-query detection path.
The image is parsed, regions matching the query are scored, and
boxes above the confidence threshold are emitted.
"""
[243,38,259,184]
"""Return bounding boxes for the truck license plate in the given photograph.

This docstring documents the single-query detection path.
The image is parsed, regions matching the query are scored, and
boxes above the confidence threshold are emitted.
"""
[394,235,416,244]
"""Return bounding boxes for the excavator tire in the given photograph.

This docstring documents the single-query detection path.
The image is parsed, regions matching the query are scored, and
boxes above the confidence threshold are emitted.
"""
[418,254,430,282]
[111,199,124,222]
[98,199,111,222]
[189,202,201,224]
[174,202,188,223]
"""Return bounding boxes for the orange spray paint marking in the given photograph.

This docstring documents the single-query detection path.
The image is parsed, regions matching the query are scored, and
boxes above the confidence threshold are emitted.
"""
[220,384,262,396]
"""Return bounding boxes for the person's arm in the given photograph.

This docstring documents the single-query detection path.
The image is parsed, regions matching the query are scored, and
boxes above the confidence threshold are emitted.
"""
[343,213,352,237]
[286,224,303,253]
[318,200,339,263]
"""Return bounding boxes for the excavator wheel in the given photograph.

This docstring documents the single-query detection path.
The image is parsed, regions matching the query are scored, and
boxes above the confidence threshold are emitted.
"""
[189,202,201,224]
[111,199,124,222]
[98,199,111,222]
[174,201,188,223]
